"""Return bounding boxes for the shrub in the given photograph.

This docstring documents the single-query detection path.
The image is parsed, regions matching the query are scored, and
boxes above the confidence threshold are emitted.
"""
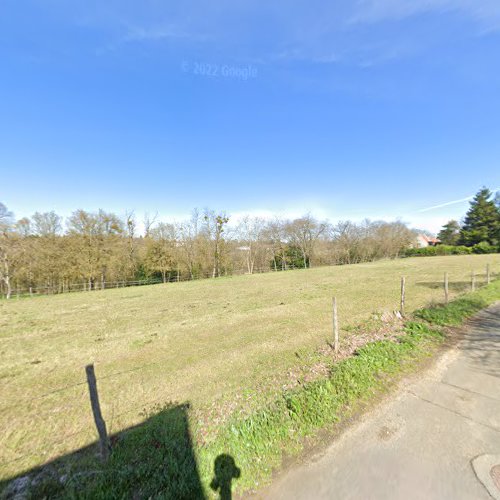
[404,245,472,257]
[405,247,437,257]
[450,245,472,255]
[472,241,498,254]
[405,242,499,257]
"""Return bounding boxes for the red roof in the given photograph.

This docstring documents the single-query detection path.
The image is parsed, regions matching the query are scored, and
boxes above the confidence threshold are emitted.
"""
[420,234,441,244]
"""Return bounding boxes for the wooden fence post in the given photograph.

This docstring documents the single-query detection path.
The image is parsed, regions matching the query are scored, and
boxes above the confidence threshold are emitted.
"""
[400,277,406,316]
[85,364,111,461]
[471,271,476,292]
[333,297,339,354]
[486,264,491,285]
[444,272,449,304]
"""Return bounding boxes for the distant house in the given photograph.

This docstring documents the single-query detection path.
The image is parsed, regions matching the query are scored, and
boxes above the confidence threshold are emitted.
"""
[416,234,441,248]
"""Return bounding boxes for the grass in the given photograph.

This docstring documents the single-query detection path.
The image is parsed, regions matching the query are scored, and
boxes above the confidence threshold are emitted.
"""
[0,254,499,491]
[415,293,494,325]
[16,278,500,499]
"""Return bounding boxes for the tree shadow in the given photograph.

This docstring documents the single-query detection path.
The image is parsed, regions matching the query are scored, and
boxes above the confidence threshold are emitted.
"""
[1,402,241,499]
[415,281,472,293]
[456,308,500,379]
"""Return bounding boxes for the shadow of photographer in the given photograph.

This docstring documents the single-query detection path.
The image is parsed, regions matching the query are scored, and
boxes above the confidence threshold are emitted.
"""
[210,454,241,500]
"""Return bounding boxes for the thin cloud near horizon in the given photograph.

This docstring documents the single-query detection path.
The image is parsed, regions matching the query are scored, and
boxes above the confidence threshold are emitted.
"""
[416,188,500,214]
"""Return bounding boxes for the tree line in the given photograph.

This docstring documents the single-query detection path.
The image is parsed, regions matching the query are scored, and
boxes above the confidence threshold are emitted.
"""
[0,204,417,298]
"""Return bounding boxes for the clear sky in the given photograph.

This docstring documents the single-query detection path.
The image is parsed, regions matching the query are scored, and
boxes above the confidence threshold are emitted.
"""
[1,1,499,233]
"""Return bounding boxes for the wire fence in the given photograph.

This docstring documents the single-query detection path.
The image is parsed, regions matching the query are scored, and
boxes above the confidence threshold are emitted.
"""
[6,263,315,298]
[0,265,497,474]
[0,353,190,469]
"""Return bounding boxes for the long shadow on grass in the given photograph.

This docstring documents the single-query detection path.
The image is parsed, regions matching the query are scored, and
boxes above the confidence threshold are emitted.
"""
[1,402,239,499]
[415,280,472,293]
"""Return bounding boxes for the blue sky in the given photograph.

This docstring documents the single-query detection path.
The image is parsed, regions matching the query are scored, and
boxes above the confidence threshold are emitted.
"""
[1,1,499,232]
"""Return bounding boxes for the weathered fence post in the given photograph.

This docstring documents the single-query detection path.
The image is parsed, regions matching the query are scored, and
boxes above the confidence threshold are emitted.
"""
[471,271,476,292]
[85,364,111,461]
[333,297,339,354]
[400,277,406,316]
[444,272,449,304]
[486,264,491,285]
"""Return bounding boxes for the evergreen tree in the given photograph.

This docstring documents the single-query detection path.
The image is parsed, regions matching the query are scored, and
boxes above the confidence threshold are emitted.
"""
[459,188,500,246]
[437,220,461,245]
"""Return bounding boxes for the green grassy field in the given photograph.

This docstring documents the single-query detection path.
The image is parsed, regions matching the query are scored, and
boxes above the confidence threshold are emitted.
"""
[0,254,499,481]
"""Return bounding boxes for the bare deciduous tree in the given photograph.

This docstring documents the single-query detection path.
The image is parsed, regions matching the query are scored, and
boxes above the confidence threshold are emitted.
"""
[203,210,229,278]
[177,209,203,279]
[32,211,62,237]
[0,203,14,298]
[262,218,288,271]
[0,201,423,297]
[143,212,159,238]
[285,215,327,268]
[236,216,267,274]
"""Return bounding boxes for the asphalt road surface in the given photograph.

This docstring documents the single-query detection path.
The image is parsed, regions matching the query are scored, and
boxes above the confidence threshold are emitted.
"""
[260,303,500,500]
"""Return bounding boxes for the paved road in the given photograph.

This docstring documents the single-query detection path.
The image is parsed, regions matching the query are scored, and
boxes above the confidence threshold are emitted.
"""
[260,303,500,500]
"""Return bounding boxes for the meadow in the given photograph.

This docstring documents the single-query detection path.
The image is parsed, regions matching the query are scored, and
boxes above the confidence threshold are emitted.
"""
[1,254,499,482]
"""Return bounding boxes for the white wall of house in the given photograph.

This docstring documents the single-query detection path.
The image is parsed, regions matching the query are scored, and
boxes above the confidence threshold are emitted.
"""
[416,235,430,248]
